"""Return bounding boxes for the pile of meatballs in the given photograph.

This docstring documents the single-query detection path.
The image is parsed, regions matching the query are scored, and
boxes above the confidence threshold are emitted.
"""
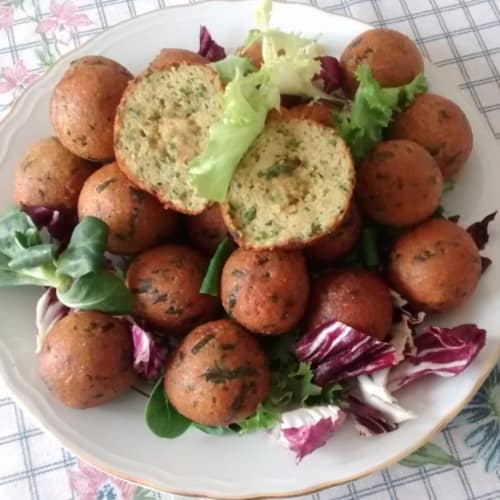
[15,27,481,428]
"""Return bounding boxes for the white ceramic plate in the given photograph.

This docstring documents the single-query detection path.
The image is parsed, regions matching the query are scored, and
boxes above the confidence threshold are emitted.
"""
[0,1,499,498]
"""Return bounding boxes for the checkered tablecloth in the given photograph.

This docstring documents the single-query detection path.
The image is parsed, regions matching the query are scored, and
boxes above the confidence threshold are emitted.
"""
[0,1,499,499]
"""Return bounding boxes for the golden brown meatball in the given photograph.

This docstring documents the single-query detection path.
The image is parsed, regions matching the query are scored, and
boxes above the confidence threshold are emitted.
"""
[285,102,333,127]
[51,56,133,162]
[388,218,481,312]
[356,140,443,227]
[305,202,362,262]
[220,249,309,335]
[78,163,178,255]
[340,28,424,96]
[304,268,393,340]
[126,245,220,334]
[149,48,209,71]
[164,320,270,426]
[238,41,263,69]
[14,137,95,210]
[38,311,135,409]
[186,204,228,254]
[388,93,473,179]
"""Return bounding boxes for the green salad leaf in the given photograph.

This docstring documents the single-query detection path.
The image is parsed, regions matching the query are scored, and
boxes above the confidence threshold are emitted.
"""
[145,376,191,438]
[0,208,133,314]
[336,65,428,162]
[399,442,460,468]
[200,236,236,296]
[212,55,257,84]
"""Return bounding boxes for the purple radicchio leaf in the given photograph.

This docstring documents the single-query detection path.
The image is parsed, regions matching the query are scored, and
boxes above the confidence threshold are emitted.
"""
[346,396,398,436]
[481,256,492,274]
[128,319,168,381]
[313,56,344,93]
[271,405,346,462]
[466,211,497,250]
[198,25,226,62]
[295,320,398,386]
[387,324,486,393]
[23,206,77,243]
[35,288,69,353]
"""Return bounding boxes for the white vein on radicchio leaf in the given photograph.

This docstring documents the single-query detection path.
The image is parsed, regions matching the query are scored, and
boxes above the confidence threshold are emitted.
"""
[295,320,398,386]
[35,288,69,353]
[198,26,226,62]
[271,405,346,462]
[23,206,77,243]
[387,324,486,393]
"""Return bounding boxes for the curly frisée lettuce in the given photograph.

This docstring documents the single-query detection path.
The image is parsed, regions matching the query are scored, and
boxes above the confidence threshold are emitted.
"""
[336,65,428,162]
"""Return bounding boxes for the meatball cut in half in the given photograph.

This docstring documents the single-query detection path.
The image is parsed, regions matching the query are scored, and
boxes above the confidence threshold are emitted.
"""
[340,28,424,96]
[114,58,224,214]
[304,268,393,340]
[164,320,270,426]
[388,218,481,312]
[222,116,355,249]
[356,140,443,227]
[221,248,310,335]
[51,56,133,162]
[388,93,473,179]
[38,311,135,409]
[78,163,178,255]
[126,245,220,335]
[14,137,95,211]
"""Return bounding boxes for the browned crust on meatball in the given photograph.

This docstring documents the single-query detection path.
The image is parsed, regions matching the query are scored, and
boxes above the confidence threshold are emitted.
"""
[126,245,220,334]
[220,248,310,335]
[387,93,473,179]
[237,41,263,69]
[356,140,443,227]
[14,136,95,211]
[304,268,393,340]
[149,48,210,71]
[340,28,424,96]
[78,162,178,255]
[284,102,334,128]
[186,204,228,254]
[164,319,270,426]
[51,56,133,162]
[388,218,481,312]
[38,311,135,409]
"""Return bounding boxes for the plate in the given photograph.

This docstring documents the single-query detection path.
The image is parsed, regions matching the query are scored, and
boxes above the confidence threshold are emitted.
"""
[0,1,499,498]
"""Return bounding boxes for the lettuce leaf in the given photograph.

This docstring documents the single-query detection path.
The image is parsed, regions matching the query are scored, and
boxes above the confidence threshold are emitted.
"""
[212,55,257,84]
[336,65,428,162]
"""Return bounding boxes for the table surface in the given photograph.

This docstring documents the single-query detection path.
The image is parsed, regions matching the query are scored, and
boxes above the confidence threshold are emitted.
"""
[0,0,499,499]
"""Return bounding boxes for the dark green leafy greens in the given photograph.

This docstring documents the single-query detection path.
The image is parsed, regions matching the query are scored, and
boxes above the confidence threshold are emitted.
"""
[200,237,236,296]
[145,376,192,438]
[336,64,428,162]
[0,209,133,314]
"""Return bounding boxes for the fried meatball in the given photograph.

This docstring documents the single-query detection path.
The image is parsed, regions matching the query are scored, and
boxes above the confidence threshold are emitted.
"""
[388,93,473,179]
[14,137,95,211]
[388,218,481,312]
[126,245,220,334]
[340,28,424,96]
[285,102,333,127]
[186,204,228,254]
[220,249,309,335]
[164,320,270,426]
[238,41,263,69]
[305,202,362,262]
[51,56,133,162]
[356,140,443,227]
[38,311,135,409]
[149,48,209,71]
[78,163,178,255]
[304,268,393,340]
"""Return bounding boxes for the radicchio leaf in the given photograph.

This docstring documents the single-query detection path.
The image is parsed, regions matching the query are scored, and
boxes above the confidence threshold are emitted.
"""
[481,256,492,274]
[346,396,398,436]
[466,211,497,250]
[387,324,486,393]
[313,56,344,93]
[295,320,398,386]
[129,319,168,381]
[199,25,226,62]
[271,405,346,462]
[35,288,69,353]
[23,206,77,243]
